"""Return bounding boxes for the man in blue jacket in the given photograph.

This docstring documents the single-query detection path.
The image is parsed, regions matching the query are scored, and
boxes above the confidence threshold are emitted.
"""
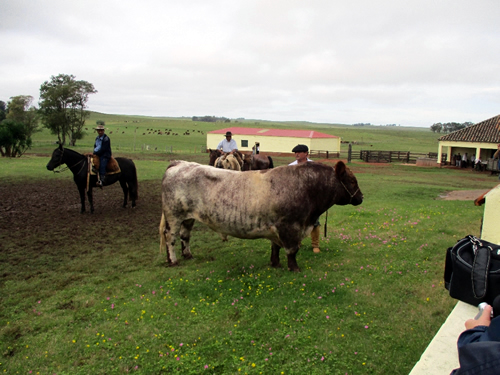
[93,124,112,187]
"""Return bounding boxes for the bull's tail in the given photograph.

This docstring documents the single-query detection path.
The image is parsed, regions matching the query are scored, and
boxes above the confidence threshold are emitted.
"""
[159,212,167,254]
[268,156,274,168]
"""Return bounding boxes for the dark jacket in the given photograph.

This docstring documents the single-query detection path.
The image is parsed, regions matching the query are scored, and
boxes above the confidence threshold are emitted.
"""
[450,316,500,374]
[94,134,112,159]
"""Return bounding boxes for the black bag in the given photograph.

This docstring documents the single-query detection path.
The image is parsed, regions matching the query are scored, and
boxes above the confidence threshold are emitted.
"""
[444,235,500,306]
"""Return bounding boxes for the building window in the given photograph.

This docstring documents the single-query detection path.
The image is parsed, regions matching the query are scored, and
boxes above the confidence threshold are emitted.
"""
[241,140,248,147]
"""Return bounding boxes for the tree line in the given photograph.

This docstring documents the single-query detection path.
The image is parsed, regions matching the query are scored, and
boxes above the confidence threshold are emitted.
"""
[192,116,231,123]
[429,122,474,133]
[0,74,96,157]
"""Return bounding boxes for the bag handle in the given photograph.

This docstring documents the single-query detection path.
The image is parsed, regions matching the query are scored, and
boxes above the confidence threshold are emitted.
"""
[472,244,491,299]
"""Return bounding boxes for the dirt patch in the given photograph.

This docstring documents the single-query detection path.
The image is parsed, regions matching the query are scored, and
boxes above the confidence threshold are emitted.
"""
[438,189,490,201]
[0,179,162,276]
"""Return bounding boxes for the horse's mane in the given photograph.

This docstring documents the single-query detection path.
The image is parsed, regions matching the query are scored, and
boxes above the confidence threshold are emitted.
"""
[62,147,85,159]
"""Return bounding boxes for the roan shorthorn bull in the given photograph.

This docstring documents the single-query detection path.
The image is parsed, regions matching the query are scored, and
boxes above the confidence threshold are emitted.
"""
[159,160,363,271]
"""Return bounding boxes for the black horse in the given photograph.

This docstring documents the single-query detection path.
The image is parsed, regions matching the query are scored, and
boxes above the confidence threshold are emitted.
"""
[46,144,139,213]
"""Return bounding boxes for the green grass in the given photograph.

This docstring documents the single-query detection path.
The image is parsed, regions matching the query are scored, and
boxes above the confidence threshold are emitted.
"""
[0,115,496,374]
[27,112,441,155]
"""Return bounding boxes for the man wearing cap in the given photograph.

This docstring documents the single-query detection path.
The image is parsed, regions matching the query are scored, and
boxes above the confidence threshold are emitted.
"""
[217,131,243,166]
[289,144,313,165]
[93,124,112,187]
[289,144,321,253]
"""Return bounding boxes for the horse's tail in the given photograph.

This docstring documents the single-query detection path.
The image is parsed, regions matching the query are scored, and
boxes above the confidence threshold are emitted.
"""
[129,160,139,201]
[159,212,167,254]
[268,156,274,168]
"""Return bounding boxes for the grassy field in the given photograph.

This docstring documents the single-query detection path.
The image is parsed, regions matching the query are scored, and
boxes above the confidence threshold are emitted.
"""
[1,115,496,374]
[28,112,441,156]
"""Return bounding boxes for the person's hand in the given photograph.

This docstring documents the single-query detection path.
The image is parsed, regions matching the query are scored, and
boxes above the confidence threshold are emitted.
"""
[465,304,493,330]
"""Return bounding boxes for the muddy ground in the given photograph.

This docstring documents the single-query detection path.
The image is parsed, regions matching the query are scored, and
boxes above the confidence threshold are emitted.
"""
[0,179,162,280]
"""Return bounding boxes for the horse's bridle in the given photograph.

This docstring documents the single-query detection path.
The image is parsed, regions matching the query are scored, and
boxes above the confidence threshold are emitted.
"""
[52,147,86,175]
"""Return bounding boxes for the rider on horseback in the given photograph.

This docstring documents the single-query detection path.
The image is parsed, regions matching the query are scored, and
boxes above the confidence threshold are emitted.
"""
[217,131,243,167]
[93,124,112,187]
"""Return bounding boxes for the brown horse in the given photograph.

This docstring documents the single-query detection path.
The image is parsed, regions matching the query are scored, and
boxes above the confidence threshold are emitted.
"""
[242,151,274,171]
[208,149,222,166]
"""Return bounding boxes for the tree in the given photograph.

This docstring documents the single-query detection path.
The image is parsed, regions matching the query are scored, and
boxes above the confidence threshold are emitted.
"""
[430,121,474,133]
[38,74,97,146]
[6,95,40,138]
[430,123,442,133]
[0,119,32,157]
[0,101,6,122]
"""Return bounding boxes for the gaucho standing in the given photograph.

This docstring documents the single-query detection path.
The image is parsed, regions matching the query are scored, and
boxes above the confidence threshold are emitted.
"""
[289,144,321,253]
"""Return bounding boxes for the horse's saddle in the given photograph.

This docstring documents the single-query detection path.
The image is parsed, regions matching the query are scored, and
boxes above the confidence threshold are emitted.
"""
[84,154,121,175]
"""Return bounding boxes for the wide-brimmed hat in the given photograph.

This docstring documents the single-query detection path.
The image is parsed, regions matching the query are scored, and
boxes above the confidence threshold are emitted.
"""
[292,144,308,153]
[225,131,232,137]
[95,125,106,131]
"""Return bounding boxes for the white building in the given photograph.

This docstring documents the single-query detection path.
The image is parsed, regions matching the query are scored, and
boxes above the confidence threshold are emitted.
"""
[207,127,341,154]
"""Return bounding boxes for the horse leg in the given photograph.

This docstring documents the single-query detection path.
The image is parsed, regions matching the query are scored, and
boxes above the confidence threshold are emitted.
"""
[270,242,281,268]
[87,187,94,214]
[78,186,86,214]
[129,180,137,208]
[119,179,129,208]
[180,219,195,259]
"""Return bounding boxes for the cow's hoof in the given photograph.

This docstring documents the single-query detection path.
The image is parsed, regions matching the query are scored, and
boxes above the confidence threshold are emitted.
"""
[288,267,301,272]
[168,261,179,267]
[182,253,193,260]
[271,262,282,268]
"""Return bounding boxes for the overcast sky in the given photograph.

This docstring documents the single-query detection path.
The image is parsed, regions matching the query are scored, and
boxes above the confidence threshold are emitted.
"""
[2,0,500,127]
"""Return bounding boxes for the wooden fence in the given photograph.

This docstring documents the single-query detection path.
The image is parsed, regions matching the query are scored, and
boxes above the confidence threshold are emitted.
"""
[353,150,446,164]
[308,149,448,164]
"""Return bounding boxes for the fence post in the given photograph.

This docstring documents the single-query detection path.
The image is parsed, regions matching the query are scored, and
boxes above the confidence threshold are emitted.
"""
[348,144,352,163]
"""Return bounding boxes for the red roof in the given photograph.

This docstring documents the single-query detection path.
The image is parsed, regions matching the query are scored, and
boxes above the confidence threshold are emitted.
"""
[208,127,338,139]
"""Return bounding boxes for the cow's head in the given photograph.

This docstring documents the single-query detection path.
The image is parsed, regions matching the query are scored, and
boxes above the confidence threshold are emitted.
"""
[335,161,363,206]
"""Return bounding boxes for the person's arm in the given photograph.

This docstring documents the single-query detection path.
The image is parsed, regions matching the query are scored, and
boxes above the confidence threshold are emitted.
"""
[217,140,224,152]
[458,305,493,347]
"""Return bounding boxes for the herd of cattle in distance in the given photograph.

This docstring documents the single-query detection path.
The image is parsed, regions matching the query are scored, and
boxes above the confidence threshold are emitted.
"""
[47,145,363,271]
